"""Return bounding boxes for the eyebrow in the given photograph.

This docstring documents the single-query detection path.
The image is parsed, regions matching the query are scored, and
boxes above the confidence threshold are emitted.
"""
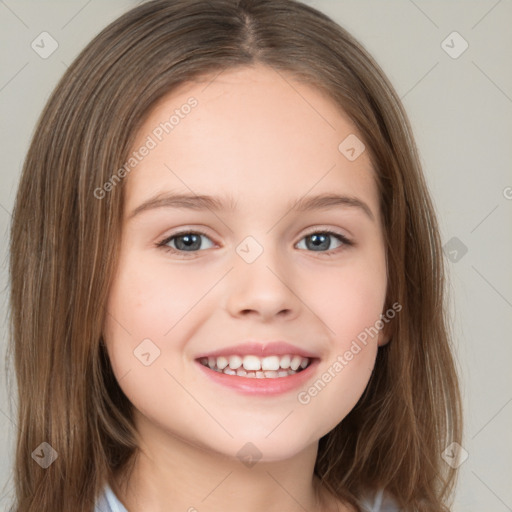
[128,192,375,222]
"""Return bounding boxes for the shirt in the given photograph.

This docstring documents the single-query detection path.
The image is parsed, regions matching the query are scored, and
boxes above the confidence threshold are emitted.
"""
[94,483,400,511]
[94,484,128,512]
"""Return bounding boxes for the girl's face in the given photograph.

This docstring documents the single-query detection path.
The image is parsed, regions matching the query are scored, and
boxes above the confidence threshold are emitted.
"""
[103,64,389,462]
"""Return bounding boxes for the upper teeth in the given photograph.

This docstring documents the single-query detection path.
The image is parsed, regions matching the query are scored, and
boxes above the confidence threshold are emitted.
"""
[200,354,310,371]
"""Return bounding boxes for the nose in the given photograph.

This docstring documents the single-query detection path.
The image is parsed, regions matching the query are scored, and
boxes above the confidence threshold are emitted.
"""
[224,243,302,322]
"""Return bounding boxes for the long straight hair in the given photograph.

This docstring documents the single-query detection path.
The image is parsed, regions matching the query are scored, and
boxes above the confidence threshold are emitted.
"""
[7,0,463,510]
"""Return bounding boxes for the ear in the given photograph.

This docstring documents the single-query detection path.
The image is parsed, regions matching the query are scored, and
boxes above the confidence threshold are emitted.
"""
[377,315,394,347]
[377,330,391,347]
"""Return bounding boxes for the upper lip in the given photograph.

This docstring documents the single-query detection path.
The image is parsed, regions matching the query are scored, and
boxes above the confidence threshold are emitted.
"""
[195,341,320,360]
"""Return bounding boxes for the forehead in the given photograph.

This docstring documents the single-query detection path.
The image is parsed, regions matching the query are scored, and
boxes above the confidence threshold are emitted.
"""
[124,63,379,217]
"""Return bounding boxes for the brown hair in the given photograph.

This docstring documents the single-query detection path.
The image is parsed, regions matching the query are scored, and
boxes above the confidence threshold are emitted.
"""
[7,0,463,510]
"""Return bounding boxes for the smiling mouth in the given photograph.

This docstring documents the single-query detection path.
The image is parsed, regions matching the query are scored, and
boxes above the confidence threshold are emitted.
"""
[197,354,312,378]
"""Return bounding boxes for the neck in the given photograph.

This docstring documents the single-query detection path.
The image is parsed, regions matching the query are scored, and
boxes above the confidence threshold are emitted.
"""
[111,412,345,512]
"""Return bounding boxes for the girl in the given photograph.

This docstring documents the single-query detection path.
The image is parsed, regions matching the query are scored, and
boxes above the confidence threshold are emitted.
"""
[7,0,463,511]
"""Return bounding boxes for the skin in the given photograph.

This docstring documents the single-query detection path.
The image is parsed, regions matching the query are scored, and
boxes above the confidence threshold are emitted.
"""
[103,63,390,512]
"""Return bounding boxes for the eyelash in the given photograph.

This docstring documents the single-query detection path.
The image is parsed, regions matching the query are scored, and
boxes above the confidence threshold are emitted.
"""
[156,228,353,258]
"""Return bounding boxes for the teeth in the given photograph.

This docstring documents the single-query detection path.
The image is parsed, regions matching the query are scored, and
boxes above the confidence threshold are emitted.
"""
[198,354,312,377]
[290,355,302,371]
[261,356,280,371]
[279,355,291,369]
[212,367,303,378]
[229,355,243,369]
[217,356,228,370]
[243,355,261,371]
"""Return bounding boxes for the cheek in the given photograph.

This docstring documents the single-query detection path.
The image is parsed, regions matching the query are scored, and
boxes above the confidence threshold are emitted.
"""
[102,255,205,423]
[104,255,210,352]
[102,251,229,413]
[294,253,386,424]
[324,277,383,355]
[305,251,387,348]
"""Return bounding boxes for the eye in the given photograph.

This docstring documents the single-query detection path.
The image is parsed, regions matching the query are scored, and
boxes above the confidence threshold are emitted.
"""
[157,230,215,256]
[156,228,353,257]
[295,230,352,255]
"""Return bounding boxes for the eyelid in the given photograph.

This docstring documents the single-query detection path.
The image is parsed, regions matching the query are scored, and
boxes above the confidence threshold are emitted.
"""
[156,225,354,258]
[157,225,352,245]
[301,225,352,241]
[157,227,214,247]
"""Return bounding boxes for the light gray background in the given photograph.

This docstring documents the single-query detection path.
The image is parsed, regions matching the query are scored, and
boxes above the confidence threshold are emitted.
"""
[1,1,511,510]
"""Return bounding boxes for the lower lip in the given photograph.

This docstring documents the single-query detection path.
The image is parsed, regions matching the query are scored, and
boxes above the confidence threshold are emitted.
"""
[195,359,320,396]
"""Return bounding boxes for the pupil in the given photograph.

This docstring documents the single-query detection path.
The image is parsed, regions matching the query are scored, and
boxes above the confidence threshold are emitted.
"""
[309,233,329,251]
[176,234,200,251]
